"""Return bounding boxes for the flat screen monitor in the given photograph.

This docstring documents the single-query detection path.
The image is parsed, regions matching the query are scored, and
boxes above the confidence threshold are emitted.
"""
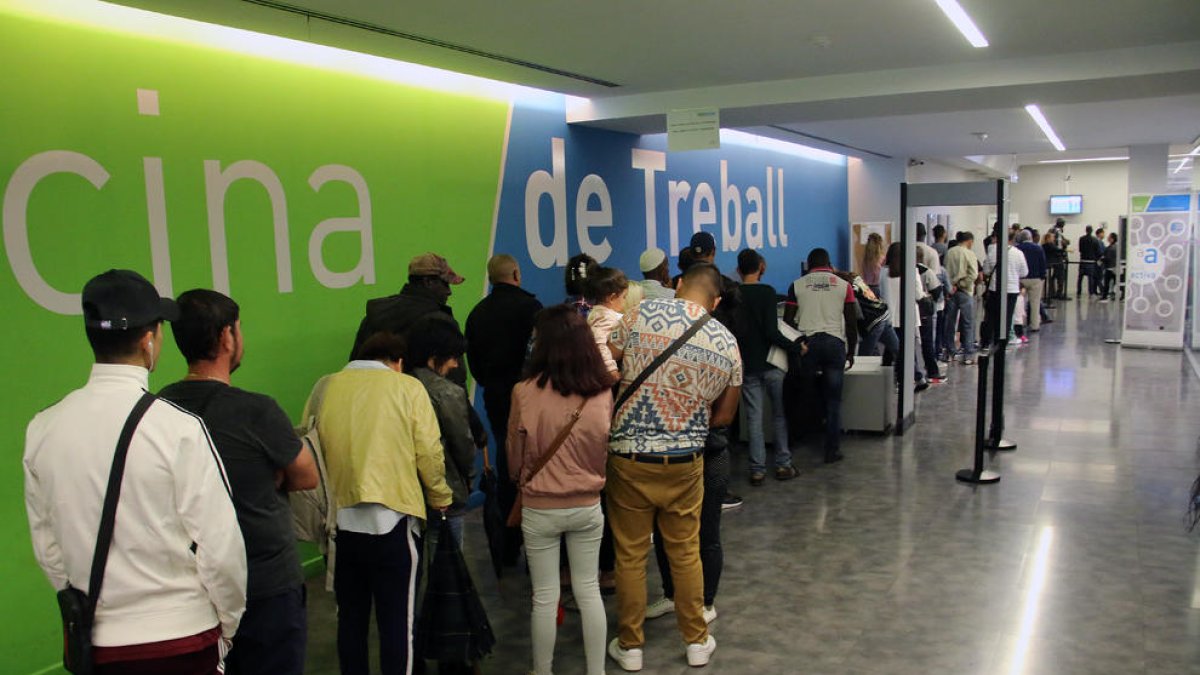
[1049,194,1082,215]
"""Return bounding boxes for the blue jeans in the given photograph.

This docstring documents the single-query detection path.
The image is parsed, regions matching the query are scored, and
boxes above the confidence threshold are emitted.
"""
[943,290,976,356]
[801,333,846,454]
[859,319,899,364]
[424,513,464,561]
[742,367,790,473]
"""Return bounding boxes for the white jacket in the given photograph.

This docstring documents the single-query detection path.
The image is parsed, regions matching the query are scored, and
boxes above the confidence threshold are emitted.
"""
[24,364,246,646]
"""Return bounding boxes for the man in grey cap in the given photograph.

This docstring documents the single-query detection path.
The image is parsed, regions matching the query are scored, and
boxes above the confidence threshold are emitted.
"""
[637,247,676,300]
[349,252,466,372]
[24,269,246,674]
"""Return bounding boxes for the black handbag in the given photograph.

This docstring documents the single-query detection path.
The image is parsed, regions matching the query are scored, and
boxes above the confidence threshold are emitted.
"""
[854,291,891,335]
[58,392,156,674]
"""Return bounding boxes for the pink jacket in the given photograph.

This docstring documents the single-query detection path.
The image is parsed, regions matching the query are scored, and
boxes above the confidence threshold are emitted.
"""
[506,380,612,510]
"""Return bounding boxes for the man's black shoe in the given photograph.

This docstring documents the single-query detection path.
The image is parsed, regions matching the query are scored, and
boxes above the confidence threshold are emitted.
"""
[721,493,744,510]
[824,451,844,464]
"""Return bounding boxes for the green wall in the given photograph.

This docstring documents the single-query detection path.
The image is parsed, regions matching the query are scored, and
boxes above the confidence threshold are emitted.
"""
[1,7,508,673]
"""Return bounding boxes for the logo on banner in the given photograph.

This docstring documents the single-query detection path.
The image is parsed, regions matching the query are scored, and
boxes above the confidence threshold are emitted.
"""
[1129,245,1163,284]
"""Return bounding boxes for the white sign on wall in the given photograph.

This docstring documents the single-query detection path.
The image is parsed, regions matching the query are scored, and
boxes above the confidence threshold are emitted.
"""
[667,108,721,152]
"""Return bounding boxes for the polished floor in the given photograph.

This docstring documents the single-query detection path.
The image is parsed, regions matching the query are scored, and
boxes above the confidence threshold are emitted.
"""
[305,298,1200,674]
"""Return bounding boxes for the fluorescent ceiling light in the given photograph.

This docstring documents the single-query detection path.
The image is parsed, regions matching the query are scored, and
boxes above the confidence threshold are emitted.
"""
[1024,105,1066,152]
[1037,156,1127,164]
[934,0,989,48]
[1173,157,1191,175]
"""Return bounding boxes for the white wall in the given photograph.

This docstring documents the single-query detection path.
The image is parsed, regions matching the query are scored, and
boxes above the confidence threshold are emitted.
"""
[905,161,993,242]
[849,155,906,226]
[1012,161,1129,258]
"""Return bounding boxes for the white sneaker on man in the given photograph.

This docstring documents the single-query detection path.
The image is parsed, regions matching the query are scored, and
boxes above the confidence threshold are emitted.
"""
[703,605,718,624]
[686,635,717,667]
[645,596,675,619]
[608,638,643,672]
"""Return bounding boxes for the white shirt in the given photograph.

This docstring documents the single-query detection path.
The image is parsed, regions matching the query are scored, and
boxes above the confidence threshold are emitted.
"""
[334,360,406,535]
[790,268,855,344]
[638,279,676,300]
[24,364,246,644]
[916,242,942,274]
[987,245,1029,294]
[880,268,926,327]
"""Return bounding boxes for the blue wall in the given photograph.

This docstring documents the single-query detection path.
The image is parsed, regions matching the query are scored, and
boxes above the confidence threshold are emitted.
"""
[493,101,849,303]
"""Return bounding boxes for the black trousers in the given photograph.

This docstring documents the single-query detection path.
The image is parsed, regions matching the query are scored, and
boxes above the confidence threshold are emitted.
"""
[919,315,940,379]
[335,521,421,675]
[654,436,729,606]
[482,384,522,566]
[225,585,307,675]
[981,292,1019,347]
[1077,261,1099,296]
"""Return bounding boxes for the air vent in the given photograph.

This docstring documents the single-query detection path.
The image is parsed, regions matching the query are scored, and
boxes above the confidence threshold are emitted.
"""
[242,0,620,88]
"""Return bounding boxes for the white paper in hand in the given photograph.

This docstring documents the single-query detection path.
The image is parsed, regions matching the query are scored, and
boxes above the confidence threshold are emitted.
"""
[767,321,802,371]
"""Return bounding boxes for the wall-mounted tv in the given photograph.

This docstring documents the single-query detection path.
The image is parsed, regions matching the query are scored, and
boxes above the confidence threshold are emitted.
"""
[1049,194,1083,215]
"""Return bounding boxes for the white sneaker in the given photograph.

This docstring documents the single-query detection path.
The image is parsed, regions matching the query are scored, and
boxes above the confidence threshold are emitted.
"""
[686,635,717,667]
[645,596,675,619]
[703,605,717,624]
[608,637,643,672]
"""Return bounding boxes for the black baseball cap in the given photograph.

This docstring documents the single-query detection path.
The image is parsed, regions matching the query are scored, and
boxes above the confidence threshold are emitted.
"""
[690,231,717,256]
[82,269,179,330]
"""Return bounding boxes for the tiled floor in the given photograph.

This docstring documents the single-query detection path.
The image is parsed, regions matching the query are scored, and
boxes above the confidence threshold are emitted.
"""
[305,298,1200,674]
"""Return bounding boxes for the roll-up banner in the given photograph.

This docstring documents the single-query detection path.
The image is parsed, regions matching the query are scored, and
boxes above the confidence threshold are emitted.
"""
[1122,193,1194,349]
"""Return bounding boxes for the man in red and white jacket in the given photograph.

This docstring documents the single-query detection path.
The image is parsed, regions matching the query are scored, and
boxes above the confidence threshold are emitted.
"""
[24,269,246,674]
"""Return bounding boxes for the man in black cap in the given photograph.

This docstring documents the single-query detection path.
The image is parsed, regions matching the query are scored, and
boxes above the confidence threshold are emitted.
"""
[24,270,247,674]
[687,232,741,334]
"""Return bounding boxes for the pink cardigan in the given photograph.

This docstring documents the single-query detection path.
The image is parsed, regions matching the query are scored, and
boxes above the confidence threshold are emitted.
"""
[506,380,612,510]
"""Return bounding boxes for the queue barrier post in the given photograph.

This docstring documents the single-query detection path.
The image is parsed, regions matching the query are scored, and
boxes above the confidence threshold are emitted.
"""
[956,347,1000,485]
[986,334,1017,452]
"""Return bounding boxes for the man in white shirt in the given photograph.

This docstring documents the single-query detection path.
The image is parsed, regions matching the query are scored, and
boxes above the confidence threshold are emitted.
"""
[784,248,858,464]
[24,269,246,674]
[981,232,1029,348]
[637,247,677,300]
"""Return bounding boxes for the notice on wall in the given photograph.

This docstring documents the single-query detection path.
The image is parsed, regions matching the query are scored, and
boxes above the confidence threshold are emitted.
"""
[667,108,720,152]
[1122,193,1193,348]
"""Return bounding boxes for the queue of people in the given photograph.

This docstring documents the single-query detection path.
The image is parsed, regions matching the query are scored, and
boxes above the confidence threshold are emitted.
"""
[29,223,1072,674]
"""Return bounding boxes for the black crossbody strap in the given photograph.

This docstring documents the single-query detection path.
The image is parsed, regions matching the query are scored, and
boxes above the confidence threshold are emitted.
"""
[86,392,156,619]
[613,313,713,418]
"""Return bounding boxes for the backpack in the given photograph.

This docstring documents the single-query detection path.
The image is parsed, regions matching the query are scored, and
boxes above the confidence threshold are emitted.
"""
[290,420,334,552]
[289,377,336,589]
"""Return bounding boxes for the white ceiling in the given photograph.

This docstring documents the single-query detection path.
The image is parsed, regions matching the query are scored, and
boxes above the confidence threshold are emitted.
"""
[774,94,1200,159]
[113,0,1200,163]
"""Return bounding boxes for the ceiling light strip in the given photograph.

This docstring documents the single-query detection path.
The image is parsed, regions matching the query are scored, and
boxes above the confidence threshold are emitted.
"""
[1025,104,1066,152]
[934,0,989,48]
[1037,156,1127,164]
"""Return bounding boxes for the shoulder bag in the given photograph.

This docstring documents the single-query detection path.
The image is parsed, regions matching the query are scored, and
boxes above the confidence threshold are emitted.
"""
[58,392,156,675]
[612,312,713,417]
[506,401,585,527]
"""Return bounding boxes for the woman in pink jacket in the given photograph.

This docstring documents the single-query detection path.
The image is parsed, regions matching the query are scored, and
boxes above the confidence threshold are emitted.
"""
[508,305,613,675]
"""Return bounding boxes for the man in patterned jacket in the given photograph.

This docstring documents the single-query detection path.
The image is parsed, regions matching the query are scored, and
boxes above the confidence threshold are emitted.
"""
[604,264,743,671]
